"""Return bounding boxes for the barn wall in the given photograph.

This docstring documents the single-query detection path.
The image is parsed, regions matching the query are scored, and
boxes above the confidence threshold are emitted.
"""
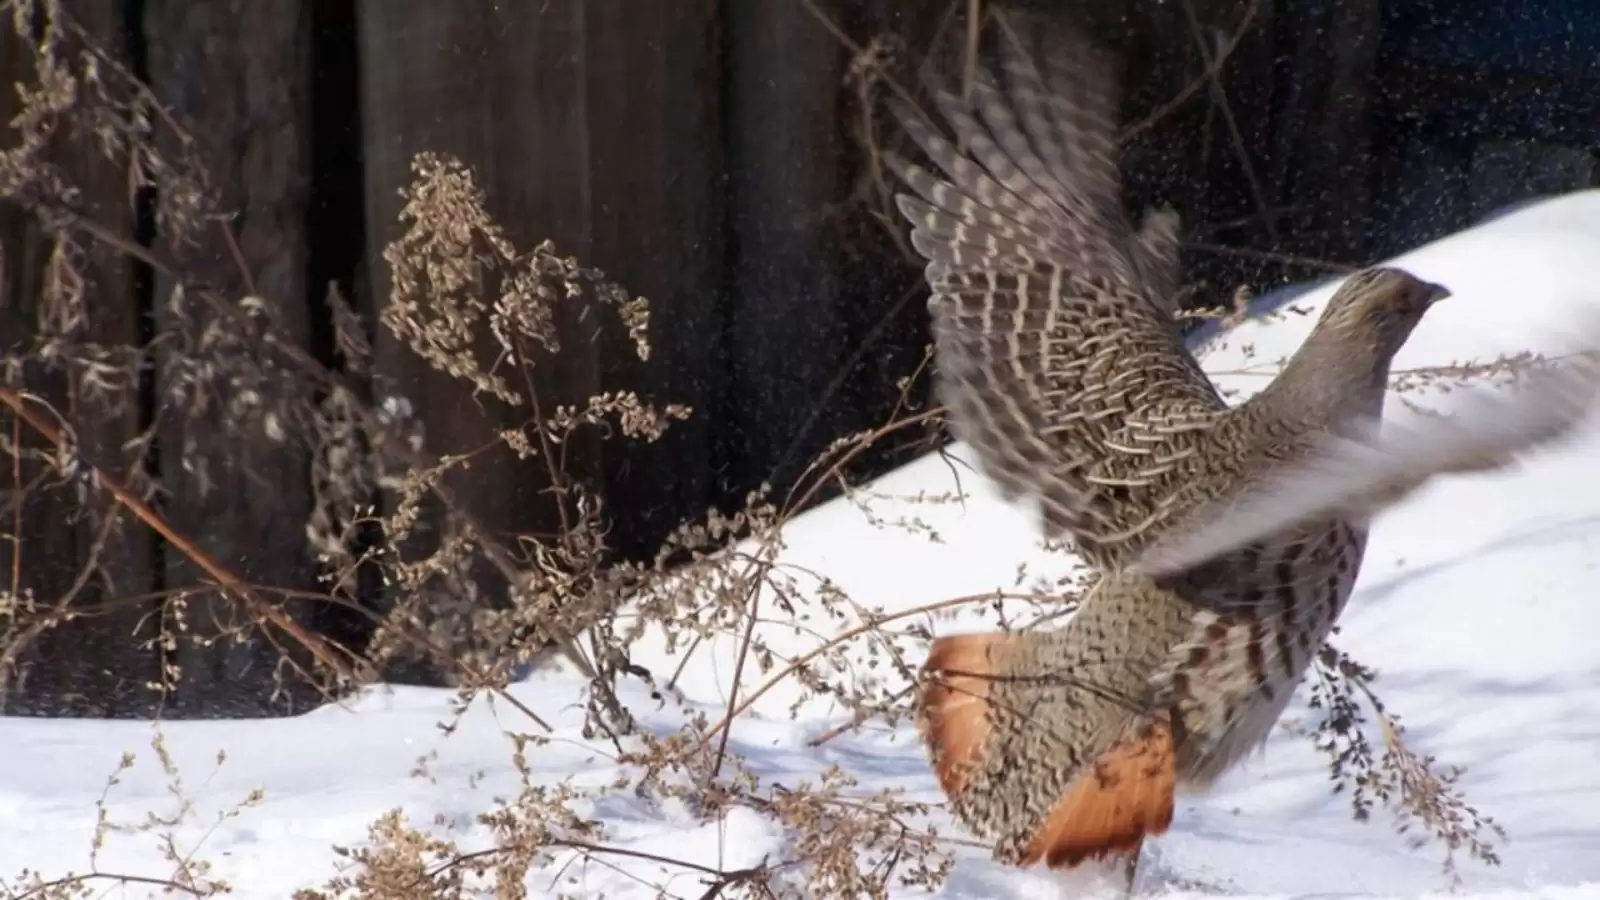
[2,0,1593,716]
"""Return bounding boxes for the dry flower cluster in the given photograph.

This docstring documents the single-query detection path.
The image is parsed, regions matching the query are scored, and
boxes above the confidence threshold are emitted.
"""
[0,1,1522,897]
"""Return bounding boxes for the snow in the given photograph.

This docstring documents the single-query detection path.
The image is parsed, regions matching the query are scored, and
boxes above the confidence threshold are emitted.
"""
[8,191,1600,898]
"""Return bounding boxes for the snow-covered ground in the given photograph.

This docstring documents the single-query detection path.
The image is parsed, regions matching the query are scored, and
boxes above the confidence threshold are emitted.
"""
[7,192,1600,899]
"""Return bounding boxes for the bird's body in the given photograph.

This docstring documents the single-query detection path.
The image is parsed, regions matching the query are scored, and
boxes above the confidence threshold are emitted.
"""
[887,12,1600,886]
[919,427,1374,870]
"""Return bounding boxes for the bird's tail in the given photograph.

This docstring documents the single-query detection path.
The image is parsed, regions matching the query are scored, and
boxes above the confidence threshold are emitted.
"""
[918,630,1176,869]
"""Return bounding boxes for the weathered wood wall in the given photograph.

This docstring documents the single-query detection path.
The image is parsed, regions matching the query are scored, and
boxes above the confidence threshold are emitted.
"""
[355,0,728,568]
[3,0,1595,717]
[0,0,159,716]
[141,0,325,715]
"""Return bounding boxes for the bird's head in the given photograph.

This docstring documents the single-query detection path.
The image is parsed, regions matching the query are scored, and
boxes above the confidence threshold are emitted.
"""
[1314,266,1451,361]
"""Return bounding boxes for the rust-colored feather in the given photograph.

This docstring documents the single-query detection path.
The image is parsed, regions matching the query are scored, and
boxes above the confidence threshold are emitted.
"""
[1021,721,1176,869]
[917,632,1015,796]
[919,627,1175,873]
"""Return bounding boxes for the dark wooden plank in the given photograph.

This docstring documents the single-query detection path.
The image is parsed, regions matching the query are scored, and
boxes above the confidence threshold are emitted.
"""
[576,0,722,559]
[1270,0,1384,263]
[812,0,950,472]
[1113,0,1286,298]
[720,0,848,492]
[355,0,612,680]
[0,0,160,716]
[142,0,322,714]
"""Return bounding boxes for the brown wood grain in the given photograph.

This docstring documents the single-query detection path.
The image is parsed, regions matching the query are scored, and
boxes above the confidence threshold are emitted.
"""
[0,0,159,717]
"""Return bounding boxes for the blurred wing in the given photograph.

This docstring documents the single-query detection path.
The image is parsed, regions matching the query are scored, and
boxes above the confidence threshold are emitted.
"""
[1131,343,1600,577]
[884,25,1223,540]
[1133,207,1184,320]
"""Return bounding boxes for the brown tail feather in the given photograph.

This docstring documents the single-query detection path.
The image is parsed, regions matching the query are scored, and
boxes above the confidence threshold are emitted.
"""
[1021,721,1176,869]
[917,632,1018,796]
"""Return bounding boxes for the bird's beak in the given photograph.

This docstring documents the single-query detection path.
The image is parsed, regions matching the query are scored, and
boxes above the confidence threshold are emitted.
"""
[1424,281,1452,304]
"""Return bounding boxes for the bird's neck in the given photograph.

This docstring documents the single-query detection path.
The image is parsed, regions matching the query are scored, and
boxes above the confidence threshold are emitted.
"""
[1253,327,1393,433]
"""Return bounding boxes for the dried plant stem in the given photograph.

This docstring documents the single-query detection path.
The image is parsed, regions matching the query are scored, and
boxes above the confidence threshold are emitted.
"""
[709,574,765,778]
[12,871,205,900]
[62,217,535,589]
[698,590,1037,746]
[9,411,21,598]
[58,214,572,720]
[0,385,368,687]
[1118,0,1262,144]
[807,684,914,747]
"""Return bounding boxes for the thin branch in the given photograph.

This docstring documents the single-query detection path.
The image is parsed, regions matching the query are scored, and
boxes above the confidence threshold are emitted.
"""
[10,871,204,900]
[698,590,1032,746]
[1180,0,1278,246]
[1119,0,1262,144]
